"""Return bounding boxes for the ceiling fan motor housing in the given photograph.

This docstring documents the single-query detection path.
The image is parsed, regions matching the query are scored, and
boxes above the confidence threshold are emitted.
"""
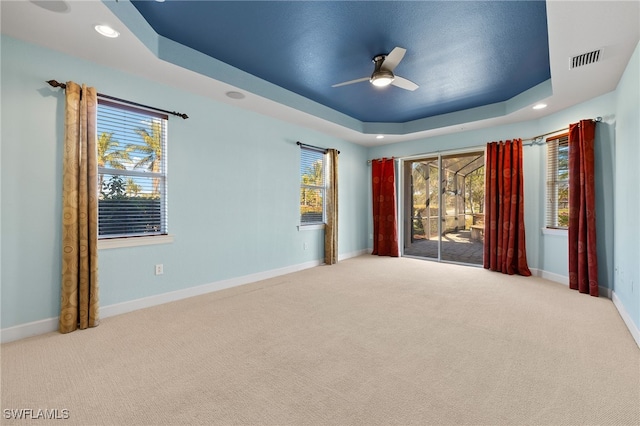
[370,55,395,86]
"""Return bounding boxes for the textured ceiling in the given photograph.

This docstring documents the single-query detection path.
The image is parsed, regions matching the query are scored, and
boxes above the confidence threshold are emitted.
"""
[130,0,551,124]
[3,0,636,145]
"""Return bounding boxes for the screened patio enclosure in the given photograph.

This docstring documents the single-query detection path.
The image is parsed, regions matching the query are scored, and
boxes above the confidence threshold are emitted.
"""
[403,151,485,265]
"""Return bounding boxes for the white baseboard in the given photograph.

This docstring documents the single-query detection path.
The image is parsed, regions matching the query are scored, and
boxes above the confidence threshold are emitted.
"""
[339,249,370,261]
[100,259,324,319]
[531,268,612,298]
[530,268,569,286]
[1,258,324,344]
[611,291,640,349]
[598,286,612,299]
[0,317,60,344]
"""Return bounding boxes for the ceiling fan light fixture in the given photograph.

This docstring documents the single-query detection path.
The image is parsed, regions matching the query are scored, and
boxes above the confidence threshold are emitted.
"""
[370,70,394,87]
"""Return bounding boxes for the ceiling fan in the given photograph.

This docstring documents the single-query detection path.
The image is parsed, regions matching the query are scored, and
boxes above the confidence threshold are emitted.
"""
[332,47,419,91]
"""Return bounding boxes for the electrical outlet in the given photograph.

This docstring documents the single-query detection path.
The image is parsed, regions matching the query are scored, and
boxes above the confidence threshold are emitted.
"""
[155,264,163,275]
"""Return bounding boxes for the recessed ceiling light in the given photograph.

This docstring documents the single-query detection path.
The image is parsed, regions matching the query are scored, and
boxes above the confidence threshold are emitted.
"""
[533,103,547,110]
[226,91,245,100]
[376,135,385,139]
[94,25,119,38]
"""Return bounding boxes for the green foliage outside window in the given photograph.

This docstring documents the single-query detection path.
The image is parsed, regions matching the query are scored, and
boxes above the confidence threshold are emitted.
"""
[300,149,325,224]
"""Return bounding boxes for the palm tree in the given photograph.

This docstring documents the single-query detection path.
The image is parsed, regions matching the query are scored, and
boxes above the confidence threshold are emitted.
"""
[301,159,323,208]
[132,120,164,196]
[125,178,142,197]
[97,132,130,190]
[98,132,130,169]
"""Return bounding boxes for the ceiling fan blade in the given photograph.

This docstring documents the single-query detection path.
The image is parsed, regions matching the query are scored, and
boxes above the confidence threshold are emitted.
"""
[391,76,419,91]
[331,77,370,88]
[381,47,406,72]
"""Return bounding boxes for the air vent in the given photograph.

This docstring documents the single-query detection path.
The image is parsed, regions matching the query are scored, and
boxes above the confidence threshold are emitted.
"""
[570,49,601,69]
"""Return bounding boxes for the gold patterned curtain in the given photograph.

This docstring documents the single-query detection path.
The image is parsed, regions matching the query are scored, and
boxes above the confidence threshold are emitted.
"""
[59,82,100,334]
[324,149,339,265]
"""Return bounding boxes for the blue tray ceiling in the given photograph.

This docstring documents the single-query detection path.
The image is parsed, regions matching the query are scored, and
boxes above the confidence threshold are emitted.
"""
[130,1,550,124]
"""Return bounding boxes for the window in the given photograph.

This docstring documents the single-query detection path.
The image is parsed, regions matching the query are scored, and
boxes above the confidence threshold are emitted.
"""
[299,147,326,225]
[97,99,168,238]
[546,134,569,229]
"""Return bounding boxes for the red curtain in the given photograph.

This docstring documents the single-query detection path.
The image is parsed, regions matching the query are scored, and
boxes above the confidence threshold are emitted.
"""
[484,139,531,276]
[372,158,398,257]
[568,120,599,296]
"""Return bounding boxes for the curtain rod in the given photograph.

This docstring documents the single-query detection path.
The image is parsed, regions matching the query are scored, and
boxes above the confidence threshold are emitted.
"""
[367,157,396,164]
[46,80,189,119]
[296,141,340,154]
[523,116,602,146]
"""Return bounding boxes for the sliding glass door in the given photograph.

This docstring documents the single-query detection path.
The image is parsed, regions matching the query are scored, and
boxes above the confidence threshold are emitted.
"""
[404,156,439,260]
[403,151,485,265]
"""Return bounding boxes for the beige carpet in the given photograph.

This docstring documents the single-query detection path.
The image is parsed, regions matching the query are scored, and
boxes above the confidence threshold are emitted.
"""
[2,255,639,425]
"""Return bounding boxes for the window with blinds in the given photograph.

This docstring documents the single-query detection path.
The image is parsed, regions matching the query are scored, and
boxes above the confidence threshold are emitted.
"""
[546,133,569,229]
[97,99,168,238]
[299,146,326,225]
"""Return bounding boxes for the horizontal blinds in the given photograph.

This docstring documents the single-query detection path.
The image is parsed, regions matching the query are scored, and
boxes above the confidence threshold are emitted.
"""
[546,134,569,228]
[98,173,166,237]
[300,147,325,224]
[97,100,168,238]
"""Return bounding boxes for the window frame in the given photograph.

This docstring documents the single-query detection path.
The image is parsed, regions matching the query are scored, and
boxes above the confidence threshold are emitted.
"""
[299,146,327,226]
[96,99,169,241]
[545,133,569,230]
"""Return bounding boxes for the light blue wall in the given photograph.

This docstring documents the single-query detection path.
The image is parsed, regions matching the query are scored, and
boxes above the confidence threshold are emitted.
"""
[0,36,369,328]
[534,93,616,287]
[367,92,618,290]
[1,34,638,335]
[613,41,640,330]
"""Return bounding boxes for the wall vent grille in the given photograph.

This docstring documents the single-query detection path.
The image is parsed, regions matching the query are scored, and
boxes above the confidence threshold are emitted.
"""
[570,49,601,69]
